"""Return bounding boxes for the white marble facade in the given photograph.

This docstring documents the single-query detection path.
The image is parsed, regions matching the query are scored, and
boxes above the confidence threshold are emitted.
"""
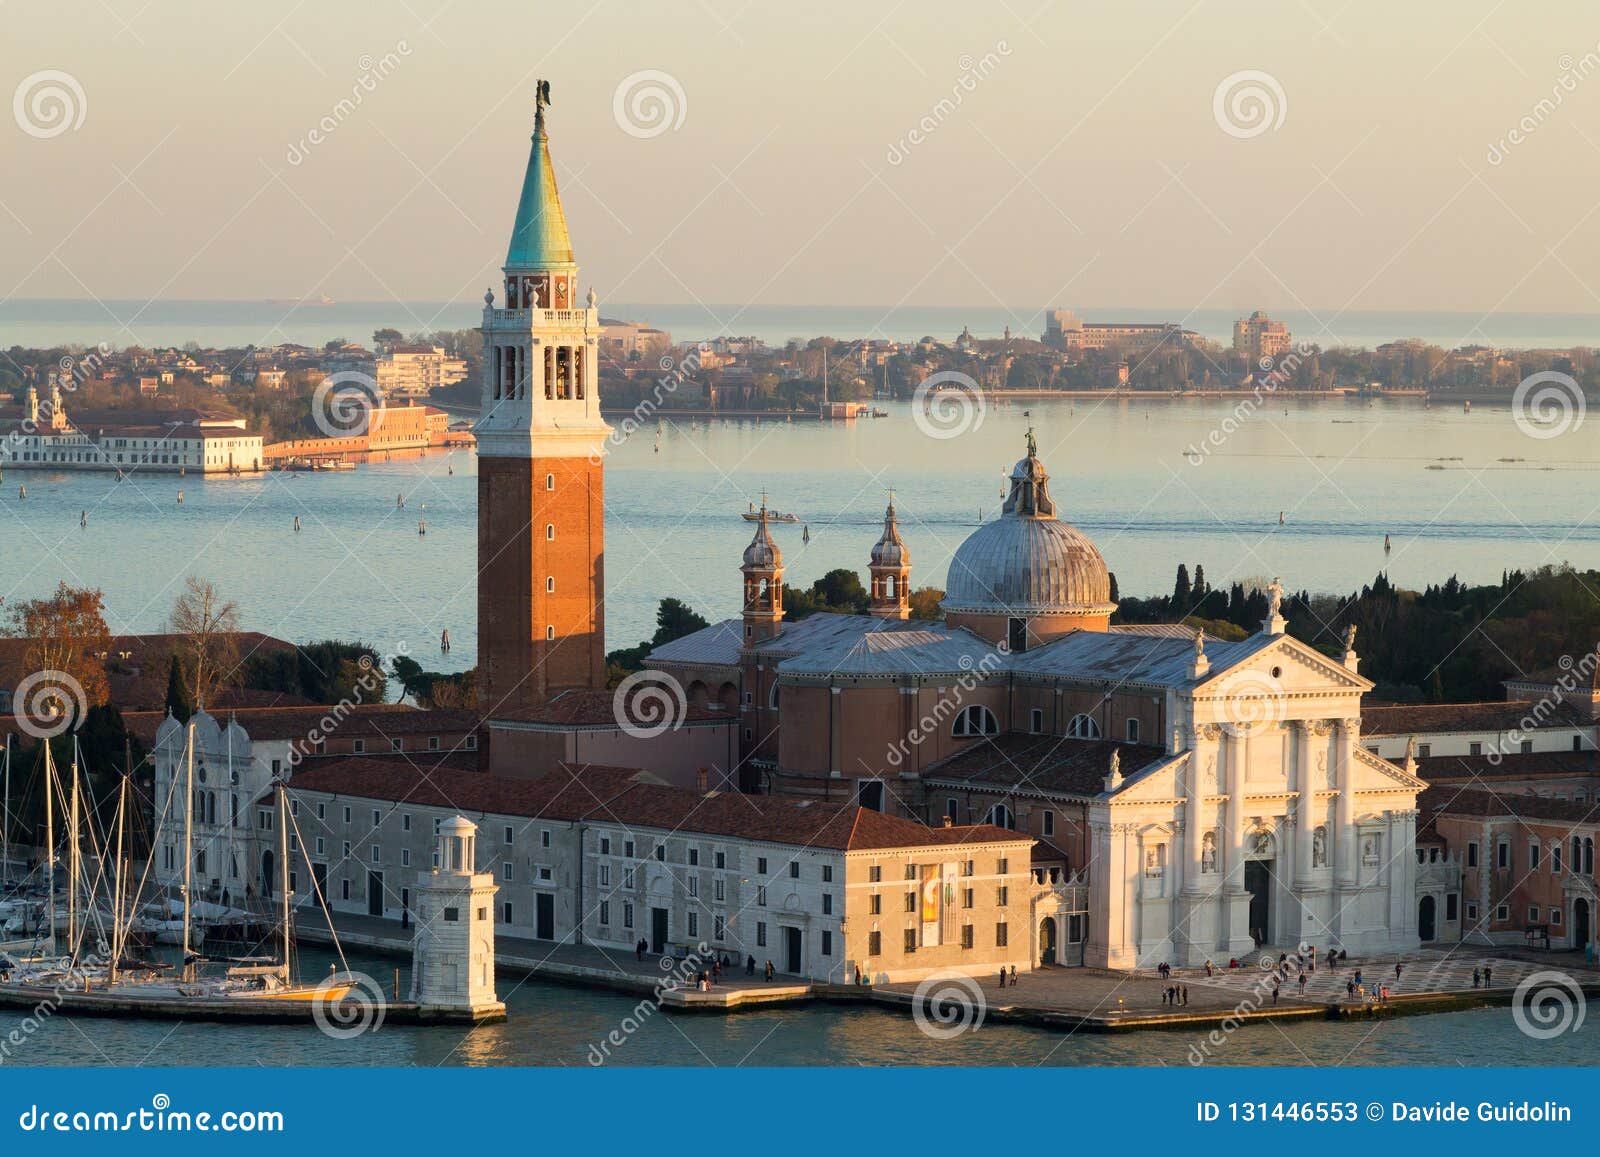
[1086,623,1425,968]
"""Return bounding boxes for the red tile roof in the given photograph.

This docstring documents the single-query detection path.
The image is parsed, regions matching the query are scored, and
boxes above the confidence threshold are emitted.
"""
[1361,700,1586,736]
[1420,784,1600,826]
[283,758,652,820]
[1416,750,1595,783]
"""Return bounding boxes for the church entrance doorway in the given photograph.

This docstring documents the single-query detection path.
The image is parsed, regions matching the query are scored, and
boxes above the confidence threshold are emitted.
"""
[1574,898,1591,953]
[650,907,668,954]
[783,926,803,974]
[1244,860,1271,944]
[1038,917,1057,965]
[1418,895,1436,941]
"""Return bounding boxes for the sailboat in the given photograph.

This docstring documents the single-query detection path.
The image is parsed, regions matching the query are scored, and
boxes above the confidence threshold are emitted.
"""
[0,726,357,1014]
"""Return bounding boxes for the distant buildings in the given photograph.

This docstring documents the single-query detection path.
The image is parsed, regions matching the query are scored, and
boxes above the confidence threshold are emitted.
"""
[1233,311,1292,361]
[1041,308,1198,353]
[599,318,672,363]
[0,377,263,473]
[374,344,468,399]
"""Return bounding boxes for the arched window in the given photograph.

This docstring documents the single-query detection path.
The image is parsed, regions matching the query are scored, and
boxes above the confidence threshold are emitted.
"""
[545,625,556,640]
[1066,713,1101,739]
[1126,718,1140,743]
[545,524,555,540]
[1586,838,1595,875]
[546,576,555,593]
[769,682,781,710]
[952,705,999,738]
[1029,708,1044,734]
[545,473,555,491]
[985,803,1015,830]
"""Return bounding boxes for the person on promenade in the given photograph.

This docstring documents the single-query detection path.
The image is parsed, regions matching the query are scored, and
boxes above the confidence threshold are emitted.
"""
[746,954,756,976]
[1204,960,1214,977]
[1298,972,1307,996]
[764,960,774,981]
[1271,982,1280,1005]
[998,967,1007,990]
[1010,965,1018,987]
[1483,965,1492,987]
[1181,985,1189,1006]
[1472,967,1481,988]
[1394,962,1403,984]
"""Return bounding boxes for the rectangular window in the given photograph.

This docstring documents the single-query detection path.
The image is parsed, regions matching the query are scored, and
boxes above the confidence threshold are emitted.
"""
[687,912,698,937]
[757,886,767,907]
[757,922,767,947]
[868,931,882,956]
[904,891,916,913]
[963,888,974,909]
[1029,708,1043,734]
[442,907,459,922]
[1530,844,1541,871]
[541,830,551,849]
[789,861,800,879]
[1495,904,1509,922]
[1042,810,1055,837]
[371,809,380,827]
[401,814,411,832]
[504,826,515,845]
[714,915,725,940]
[757,857,768,875]
[1496,841,1510,869]
[868,865,882,883]
[1553,844,1563,872]
[905,864,918,881]
[343,806,351,825]
[1446,893,1459,920]
[370,845,380,863]
[599,864,611,887]
[625,840,635,858]
[1551,907,1563,925]
[600,836,611,855]
[997,886,1009,906]
[1467,842,1478,868]
[822,893,833,915]
[870,894,881,915]
[1528,905,1541,922]
[961,924,974,949]
[715,851,726,869]
[501,863,512,882]
[341,879,350,901]
[401,849,410,868]
[688,876,699,898]
[1520,739,1533,754]
[822,865,833,883]
[821,930,832,956]
[688,848,699,866]
[623,903,634,929]
[654,845,664,862]
[1469,741,1483,756]
[503,902,514,924]
[996,922,1009,948]
[998,858,1009,874]
[600,901,610,925]
[714,878,724,901]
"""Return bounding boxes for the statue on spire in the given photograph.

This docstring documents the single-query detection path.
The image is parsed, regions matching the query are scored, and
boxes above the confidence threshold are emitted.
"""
[1025,424,1038,459]
[536,79,551,112]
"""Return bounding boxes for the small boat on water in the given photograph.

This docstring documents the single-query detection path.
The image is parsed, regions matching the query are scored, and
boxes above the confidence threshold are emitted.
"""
[743,501,800,523]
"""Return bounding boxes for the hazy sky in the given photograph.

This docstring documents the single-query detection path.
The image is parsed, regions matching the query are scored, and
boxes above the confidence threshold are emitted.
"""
[7,0,1600,330]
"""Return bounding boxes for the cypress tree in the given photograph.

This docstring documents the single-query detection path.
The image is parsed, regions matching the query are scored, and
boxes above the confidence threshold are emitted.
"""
[165,653,193,722]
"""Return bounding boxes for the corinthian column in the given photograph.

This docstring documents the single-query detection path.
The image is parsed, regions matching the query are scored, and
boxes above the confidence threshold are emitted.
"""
[1294,721,1316,885]
[1222,725,1247,893]
[1334,719,1357,890]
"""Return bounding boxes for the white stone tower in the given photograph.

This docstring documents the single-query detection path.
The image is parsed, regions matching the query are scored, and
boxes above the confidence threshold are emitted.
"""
[410,816,505,1019]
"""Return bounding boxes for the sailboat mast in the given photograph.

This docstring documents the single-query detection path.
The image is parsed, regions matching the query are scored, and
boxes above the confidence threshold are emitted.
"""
[182,723,194,980]
[67,754,80,961]
[44,742,55,951]
[277,779,290,979]
[2,733,10,887]
[110,771,127,985]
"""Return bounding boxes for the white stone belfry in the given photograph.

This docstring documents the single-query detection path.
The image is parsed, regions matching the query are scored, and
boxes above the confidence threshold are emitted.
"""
[410,816,506,1019]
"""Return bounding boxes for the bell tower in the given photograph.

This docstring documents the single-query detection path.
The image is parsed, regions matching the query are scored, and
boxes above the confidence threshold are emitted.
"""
[476,81,611,715]
[868,493,911,619]
[741,496,784,642]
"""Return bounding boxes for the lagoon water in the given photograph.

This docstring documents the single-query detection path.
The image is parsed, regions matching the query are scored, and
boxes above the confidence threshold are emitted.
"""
[0,948,1591,1067]
[0,395,1597,675]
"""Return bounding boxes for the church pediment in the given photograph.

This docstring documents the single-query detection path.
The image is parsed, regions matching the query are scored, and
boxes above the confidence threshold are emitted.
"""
[1197,633,1371,699]
[1106,752,1188,803]
[1350,746,1426,791]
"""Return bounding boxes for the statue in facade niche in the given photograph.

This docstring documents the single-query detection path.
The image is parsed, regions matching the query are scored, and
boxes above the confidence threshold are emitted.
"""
[1312,825,1327,867]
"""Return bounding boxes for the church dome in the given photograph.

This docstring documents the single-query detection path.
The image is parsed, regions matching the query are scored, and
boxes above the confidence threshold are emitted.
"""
[870,498,909,568]
[741,498,782,570]
[941,437,1114,618]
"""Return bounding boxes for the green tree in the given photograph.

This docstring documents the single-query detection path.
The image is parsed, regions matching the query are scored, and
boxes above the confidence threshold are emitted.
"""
[164,653,193,722]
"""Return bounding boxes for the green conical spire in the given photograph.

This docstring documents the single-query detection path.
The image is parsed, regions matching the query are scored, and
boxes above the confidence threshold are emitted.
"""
[505,89,575,271]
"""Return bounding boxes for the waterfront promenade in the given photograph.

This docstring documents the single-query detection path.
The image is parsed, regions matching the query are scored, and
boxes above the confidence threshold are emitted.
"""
[300,913,1600,1032]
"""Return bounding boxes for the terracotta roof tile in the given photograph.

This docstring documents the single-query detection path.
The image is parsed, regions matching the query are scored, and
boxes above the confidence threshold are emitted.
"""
[1420,784,1600,826]
[1361,700,1586,736]
[922,733,1167,797]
